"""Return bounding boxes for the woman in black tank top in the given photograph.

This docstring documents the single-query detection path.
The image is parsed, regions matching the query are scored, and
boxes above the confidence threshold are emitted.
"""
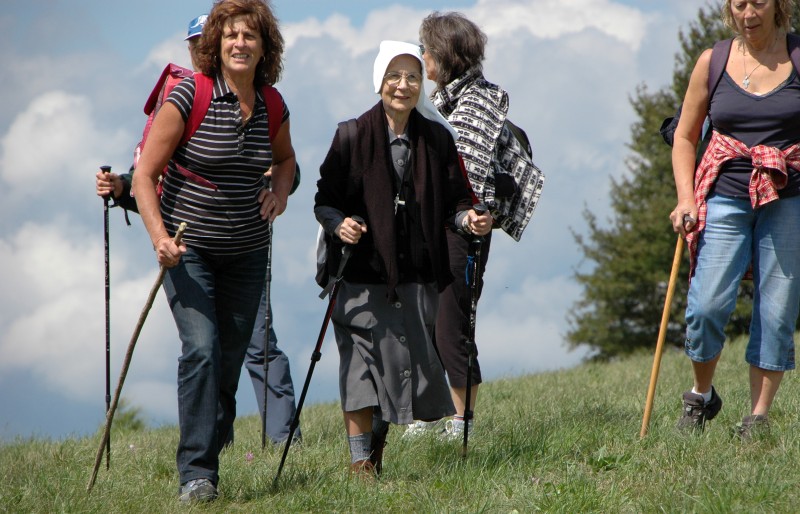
[669,0,800,439]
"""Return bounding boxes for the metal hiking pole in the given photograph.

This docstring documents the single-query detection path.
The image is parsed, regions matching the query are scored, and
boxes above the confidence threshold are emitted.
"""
[261,219,273,450]
[87,223,187,493]
[640,235,685,438]
[260,174,274,450]
[100,165,112,470]
[462,204,486,459]
[273,215,363,487]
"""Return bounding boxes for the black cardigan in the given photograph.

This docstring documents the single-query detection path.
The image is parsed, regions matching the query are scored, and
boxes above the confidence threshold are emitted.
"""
[315,101,474,300]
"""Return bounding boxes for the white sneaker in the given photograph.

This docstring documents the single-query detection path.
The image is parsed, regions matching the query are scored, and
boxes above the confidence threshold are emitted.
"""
[402,420,443,439]
[440,418,474,441]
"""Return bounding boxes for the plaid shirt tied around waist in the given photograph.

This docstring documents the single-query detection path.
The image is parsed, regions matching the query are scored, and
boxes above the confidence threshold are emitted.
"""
[687,130,800,278]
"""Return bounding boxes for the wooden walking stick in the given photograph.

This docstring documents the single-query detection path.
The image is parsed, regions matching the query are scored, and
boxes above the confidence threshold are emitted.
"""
[87,222,187,493]
[640,235,684,438]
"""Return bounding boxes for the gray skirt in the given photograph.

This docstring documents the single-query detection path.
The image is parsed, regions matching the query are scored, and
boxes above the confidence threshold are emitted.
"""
[331,281,456,425]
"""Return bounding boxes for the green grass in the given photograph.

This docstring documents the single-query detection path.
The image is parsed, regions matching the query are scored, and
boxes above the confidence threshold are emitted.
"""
[3,336,800,513]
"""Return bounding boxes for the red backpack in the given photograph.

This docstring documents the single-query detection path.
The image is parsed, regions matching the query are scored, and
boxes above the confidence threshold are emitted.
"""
[133,63,283,194]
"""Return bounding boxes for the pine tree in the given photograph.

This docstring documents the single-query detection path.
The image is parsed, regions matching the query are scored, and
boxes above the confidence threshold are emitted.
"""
[566,2,739,359]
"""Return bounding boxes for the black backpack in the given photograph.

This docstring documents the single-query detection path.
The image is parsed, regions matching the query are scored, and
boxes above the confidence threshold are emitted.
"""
[315,119,358,290]
[489,118,545,242]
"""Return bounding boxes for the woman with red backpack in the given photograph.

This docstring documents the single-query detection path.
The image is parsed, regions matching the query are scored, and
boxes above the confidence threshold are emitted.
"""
[132,0,296,502]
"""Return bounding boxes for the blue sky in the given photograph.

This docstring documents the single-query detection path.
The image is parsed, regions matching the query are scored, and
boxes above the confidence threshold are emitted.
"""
[0,0,702,441]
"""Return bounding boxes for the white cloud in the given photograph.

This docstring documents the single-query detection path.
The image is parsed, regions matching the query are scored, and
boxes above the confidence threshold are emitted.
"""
[138,33,194,73]
[1,92,93,189]
[0,91,131,223]
[0,221,178,401]
[471,0,649,49]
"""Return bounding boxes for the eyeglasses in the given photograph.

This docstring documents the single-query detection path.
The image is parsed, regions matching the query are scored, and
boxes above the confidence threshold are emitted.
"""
[383,71,422,88]
[418,44,426,55]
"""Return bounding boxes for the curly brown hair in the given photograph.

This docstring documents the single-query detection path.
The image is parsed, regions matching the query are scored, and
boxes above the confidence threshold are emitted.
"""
[721,0,795,33]
[194,0,284,87]
[419,11,487,88]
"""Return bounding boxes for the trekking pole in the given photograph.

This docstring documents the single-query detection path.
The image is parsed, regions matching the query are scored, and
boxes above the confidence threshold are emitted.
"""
[260,174,275,449]
[87,223,187,493]
[640,235,684,438]
[462,204,486,459]
[261,220,273,450]
[100,165,112,470]
[273,216,364,487]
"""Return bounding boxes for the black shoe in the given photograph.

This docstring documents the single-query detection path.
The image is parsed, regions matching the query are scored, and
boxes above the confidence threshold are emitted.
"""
[677,386,722,432]
[370,420,389,476]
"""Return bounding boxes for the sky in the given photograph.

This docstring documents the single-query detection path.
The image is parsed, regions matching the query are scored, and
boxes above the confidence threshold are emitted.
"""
[0,0,704,441]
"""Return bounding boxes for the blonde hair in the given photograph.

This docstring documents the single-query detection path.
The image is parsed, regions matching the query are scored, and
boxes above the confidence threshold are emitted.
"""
[721,0,794,33]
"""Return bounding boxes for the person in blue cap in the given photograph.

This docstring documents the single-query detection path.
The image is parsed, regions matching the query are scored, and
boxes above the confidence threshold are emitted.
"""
[95,11,301,450]
[185,14,207,67]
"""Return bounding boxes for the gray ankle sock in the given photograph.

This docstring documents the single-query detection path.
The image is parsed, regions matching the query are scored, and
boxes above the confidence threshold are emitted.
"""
[347,432,372,463]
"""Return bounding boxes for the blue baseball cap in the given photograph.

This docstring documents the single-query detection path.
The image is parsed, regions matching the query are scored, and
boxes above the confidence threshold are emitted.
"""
[185,14,208,40]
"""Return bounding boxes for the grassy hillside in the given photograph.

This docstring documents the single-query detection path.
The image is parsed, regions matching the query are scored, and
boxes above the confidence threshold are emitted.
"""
[2,336,800,513]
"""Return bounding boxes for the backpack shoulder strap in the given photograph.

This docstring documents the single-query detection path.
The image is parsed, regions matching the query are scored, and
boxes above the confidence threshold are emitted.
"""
[708,38,733,98]
[261,85,283,142]
[180,79,282,146]
[180,73,213,146]
[788,33,800,75]
[337,118,357,171]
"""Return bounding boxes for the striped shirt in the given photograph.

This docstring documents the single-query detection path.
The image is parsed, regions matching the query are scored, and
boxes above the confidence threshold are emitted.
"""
[162,73,289,254]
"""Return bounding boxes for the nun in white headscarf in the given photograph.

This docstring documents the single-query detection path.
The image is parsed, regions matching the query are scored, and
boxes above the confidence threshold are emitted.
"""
[314,40,492,477]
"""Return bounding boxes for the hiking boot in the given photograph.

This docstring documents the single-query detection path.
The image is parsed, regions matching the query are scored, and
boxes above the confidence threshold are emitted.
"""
[734,414,770,441]
[676,386,723,432]
[349,459,376,480]
[178,478,218,503]
[402,420,443,439]
[440,418,474,441]
[370,420,389,476]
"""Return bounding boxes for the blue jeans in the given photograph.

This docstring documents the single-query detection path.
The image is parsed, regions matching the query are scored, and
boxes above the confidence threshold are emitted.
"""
[163,245,267,485]
[243,288,301,444]
[686,193,800,371]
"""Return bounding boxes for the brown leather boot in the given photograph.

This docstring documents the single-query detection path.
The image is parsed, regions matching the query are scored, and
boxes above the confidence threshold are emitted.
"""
[349,459,376,480]
[370,423,388,476]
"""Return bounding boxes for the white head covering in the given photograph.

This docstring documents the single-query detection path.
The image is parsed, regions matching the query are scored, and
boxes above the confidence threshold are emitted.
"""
[372,40,458,140]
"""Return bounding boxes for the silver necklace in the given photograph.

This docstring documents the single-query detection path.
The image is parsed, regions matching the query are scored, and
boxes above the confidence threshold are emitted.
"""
[742,60,763,89]
[741,34,779,90]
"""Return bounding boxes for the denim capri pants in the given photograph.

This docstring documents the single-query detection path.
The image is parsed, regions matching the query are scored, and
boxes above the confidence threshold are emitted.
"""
[685,193,800,371]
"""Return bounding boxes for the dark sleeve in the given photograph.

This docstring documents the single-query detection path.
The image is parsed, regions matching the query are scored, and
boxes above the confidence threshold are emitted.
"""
[112,169,140,213]
[314,127,349,213]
